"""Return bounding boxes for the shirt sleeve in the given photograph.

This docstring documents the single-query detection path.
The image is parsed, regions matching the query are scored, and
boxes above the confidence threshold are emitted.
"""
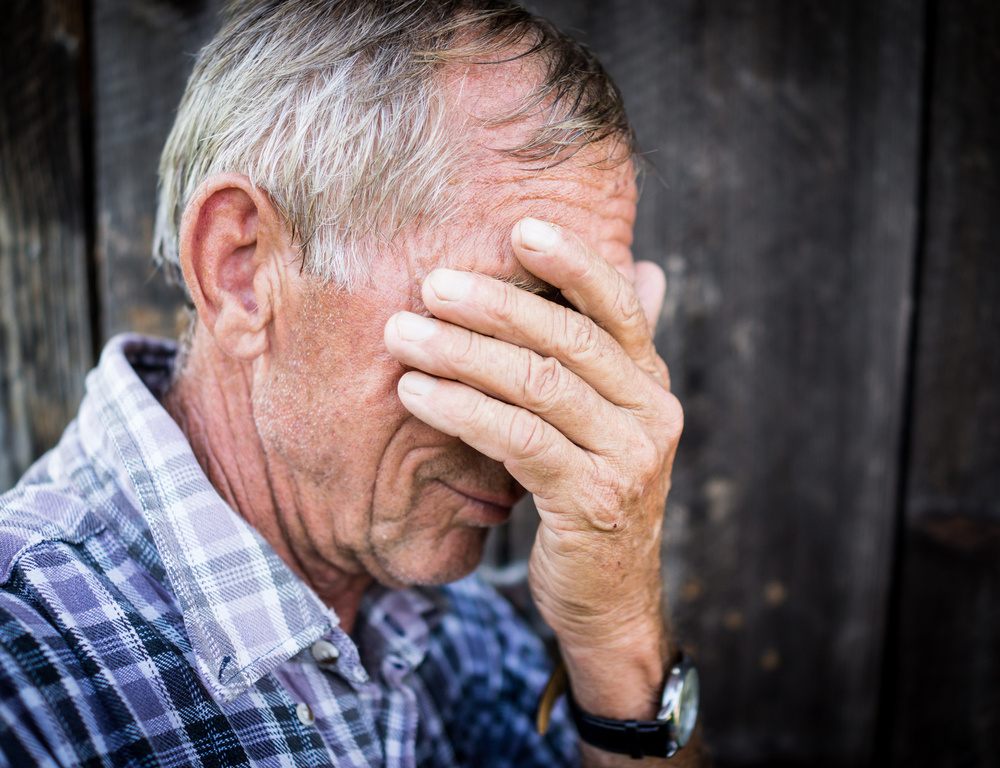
[419,575,579,768]
[0,581,82,768]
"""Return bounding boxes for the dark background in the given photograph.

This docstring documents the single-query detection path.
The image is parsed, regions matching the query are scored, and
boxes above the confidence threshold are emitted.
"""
[1,0,997,765]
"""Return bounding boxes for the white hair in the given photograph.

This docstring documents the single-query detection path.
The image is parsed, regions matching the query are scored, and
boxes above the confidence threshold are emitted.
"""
[153,0,636,291]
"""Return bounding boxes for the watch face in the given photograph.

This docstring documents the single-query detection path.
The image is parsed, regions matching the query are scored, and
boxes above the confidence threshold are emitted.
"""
[676,666,700,746]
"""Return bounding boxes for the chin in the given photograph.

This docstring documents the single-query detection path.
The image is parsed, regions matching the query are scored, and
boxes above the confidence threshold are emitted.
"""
[370,527,490,588]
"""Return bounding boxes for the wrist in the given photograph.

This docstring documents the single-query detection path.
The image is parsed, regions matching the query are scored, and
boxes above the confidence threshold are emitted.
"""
[539,650,701,763]
[559,622,673,721]
[571,651,700,761]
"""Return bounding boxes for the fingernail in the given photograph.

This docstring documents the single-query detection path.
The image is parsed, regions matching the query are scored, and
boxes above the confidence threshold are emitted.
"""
[396,313,435,341]
[519,218,559,252]
[400,372,436,396]
[428,269,470,301]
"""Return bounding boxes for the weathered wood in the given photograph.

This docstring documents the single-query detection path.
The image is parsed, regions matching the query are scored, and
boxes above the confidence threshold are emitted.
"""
[526,1,925,765]
[886,0,1000,763]
[10,1,999,765]
[0,0,92,492]
[92,0,218,340]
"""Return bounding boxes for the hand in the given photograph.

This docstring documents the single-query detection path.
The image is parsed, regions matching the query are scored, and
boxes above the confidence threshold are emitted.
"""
[384,217,683,723]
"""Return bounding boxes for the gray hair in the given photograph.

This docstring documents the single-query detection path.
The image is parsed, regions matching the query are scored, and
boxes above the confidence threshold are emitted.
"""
[153,0,635,290]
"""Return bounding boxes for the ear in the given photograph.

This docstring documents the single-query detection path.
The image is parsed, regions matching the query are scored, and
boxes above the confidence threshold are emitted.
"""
[178,173,288,360]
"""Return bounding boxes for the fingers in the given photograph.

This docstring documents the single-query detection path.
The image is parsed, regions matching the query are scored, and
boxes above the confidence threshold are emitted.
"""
[384,310,642,454]
[395,371,571,499]
[401,270,657,413]
[395,371,643,517]
[381,214,682,521]
[512,218,667,384]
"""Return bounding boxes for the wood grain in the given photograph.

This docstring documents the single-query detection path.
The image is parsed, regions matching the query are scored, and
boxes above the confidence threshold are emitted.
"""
[92,0,217,340]
[3,0,998,764]
[0,0,92,490]
[526,1,925,764]
[886,0,1000,762]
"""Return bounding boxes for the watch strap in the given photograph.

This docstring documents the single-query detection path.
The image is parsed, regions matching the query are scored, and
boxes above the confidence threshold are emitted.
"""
[536,661,568,735]
[567,688,679,760]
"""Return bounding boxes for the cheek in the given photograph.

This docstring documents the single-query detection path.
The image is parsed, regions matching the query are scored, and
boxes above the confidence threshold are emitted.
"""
[253,366,395,480]
[255,312,410,479]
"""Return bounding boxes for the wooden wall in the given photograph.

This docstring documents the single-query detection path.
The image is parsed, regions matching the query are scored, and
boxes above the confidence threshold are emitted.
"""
[882,0,1000,763]
[1,1,996,765]
[1,0,93,488]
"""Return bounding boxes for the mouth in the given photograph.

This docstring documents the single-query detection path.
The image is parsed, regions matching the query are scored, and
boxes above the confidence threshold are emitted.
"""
[437,480,525,525]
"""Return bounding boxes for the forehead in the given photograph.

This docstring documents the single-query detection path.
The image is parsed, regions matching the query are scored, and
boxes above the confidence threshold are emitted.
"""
[443,154,637,288]
[405,58,638,288]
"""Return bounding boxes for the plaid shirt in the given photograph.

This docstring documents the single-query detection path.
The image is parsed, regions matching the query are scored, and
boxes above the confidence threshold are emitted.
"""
[0,335,576,767]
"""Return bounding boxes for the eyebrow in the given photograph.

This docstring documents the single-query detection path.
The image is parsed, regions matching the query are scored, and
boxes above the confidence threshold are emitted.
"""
[476,228,559,298]
[494,270,576,312]
[502,271,556,297]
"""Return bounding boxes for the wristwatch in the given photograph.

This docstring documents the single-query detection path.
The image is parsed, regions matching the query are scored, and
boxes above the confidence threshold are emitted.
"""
[567,652,700,760]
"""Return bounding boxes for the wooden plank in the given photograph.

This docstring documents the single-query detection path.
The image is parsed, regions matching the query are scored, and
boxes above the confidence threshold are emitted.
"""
[92,0,219,340]
[0,0,92,492]
[886,0,1000,763]
[526,1,925,764]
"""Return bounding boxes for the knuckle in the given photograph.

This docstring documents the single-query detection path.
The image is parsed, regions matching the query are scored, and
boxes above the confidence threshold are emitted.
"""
[507,408,549,459]
[560,314,611,372]
[573,252,600,285]
[522,354,564,406]
[614,285,647,329]
[630,437,662,479]
[449,329,480,368]
[463,389,492,429]
[587,480,629,532]
[494,283,520,325]
[567,314,600,352]
[640,354,673,390]
[588,434,665,533]
[654,390,684,440]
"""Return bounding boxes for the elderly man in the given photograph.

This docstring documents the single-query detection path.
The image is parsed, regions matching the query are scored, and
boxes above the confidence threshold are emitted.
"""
[0,1,703,766]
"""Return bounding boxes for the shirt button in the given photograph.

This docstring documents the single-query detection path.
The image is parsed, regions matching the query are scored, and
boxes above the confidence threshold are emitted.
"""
[296,702,315,726]
[311,640,340,665]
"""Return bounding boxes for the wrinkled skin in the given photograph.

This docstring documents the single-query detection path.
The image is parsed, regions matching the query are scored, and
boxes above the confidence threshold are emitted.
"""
[168,71,701,768]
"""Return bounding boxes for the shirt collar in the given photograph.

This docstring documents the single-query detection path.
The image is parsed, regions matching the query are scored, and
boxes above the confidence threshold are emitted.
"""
[82,334,338,702]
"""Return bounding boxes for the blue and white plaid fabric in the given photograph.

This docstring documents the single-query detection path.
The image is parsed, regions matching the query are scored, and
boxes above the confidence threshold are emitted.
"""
[0,335,576,767]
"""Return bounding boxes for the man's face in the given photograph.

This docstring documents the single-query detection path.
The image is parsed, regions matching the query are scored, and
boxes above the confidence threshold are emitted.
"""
[252,139,638,592]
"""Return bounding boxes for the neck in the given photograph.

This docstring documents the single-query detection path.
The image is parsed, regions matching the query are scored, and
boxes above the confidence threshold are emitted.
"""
[163,322,372,632]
